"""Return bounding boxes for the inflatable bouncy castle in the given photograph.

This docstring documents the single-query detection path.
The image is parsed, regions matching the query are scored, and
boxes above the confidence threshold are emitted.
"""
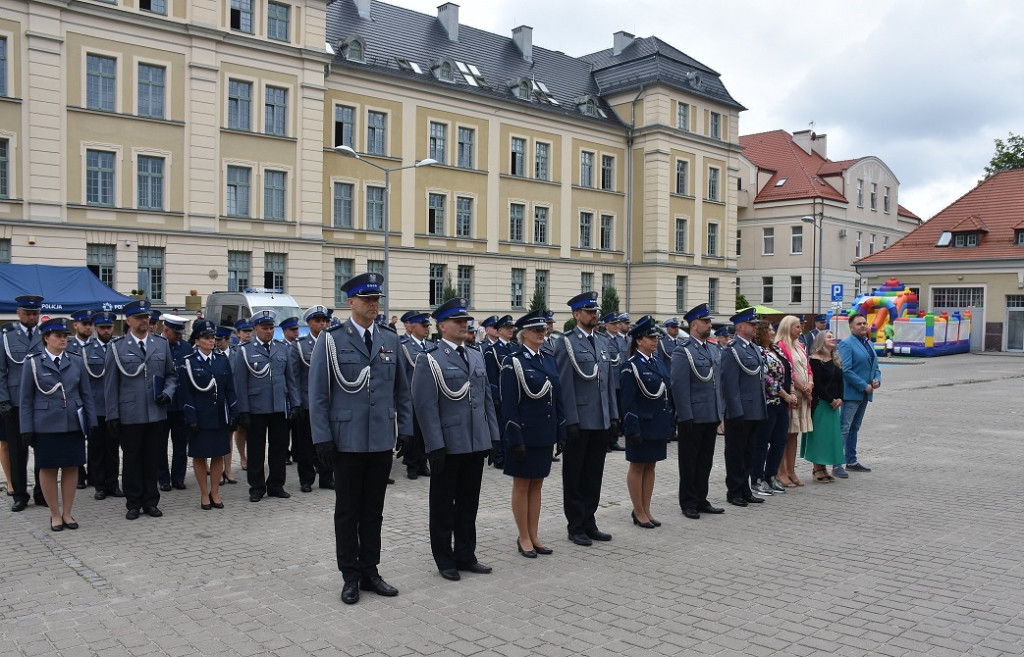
[833,278,972,357]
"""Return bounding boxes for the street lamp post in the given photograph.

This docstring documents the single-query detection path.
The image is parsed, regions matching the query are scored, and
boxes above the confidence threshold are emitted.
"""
[334,145,436,317]
[801,214,824,315]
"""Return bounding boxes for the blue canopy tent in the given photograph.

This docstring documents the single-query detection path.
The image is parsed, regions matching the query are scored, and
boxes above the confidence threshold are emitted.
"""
[0,264,136,315]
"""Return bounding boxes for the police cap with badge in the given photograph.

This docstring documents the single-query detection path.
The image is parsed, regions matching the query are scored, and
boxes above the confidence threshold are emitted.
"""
[250,309,277,326]
[340,272,385,299]
[279,316,300,330]
[628,315,662,341]
[684,303,713,325]
[481,315,499,329]
[215,325,234,340]
[161,314,188,334]
[401,310,430,325]
[123,299,152,318]
[729,308,759,326]
[234,318,253,332]
[494,315,514,330]
[39,317,70,335]
[515,309,548,331]
[431,297,473,322]
[189,319,218,342]
[91,311,116,327]
[71,309,94,324]
[663,317,681,329]
[567,291,599,312]
[15,295,44,311]
[304,305,330,323]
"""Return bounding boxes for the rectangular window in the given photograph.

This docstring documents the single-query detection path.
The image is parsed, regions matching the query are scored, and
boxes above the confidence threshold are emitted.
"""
[227,79,252,131]
[86,54,116,112]
[366,186,384,231]
[533,206,548,244]
[227,251,251,292]
[580,151,594,187]
[509,203,525,242]
[366,111,387,155]
[790,225,803,254]
[675,160,688,195]
[855,231,862,258]
[967,233,978,247]
[226,165,251,217]
[677,102,689,131]
[579,212,593,248]
[87,244,116,287]
[534,142,549,180]
[736,229,742,257]
[709,112,721,139]
[366,259,384,275]
[932,287,984,308]
[264,170,286,220]
[510,268,524,309]
[230,0,254,33]
[429,264,446,307]
[136,155,164,210]
[0,239,9,263]
[601,273,614,297]
[581,272,593,294]
[332,182,353,228]
[428,193,445,235]
[334,105,355,148]
[535,270,549,305]
[708,278,718,313]
[762,276,774,304]
[457,265,472,304]
[457,127,474,168]
[0,138,8,198]
[707,167,720,201]
[884,235,890,248]
[870,183,877,210]
[429,122,447,164]
[334,258,353,306]
[884,186,891,213]
[675,276,687,313]
[599,214,613,250]
[674,218,687,252]
[140,0,167,14]
[791,276,802,304]
[600,155,614,190]
[869,233,876,254]
[856,179,864,207]
[455,196,472,237]
[265,86,288,136]
[267,2,290,41]
[707,223,718,256]
[510,137,525,176]
[0,37,7,97]
[137,247,165,302]
[264,252,286,290]
[86,149,115,207]
[137,64,165,119]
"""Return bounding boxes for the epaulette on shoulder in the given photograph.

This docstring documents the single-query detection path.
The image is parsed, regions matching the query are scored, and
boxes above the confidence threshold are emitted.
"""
[151,334,167,342]
[399,335,410,343]
[679,337,692,348]
[466,343,481,351]
[111,335,125,343]
[25,351,41,360]
[324,324,344,334]
[422,343,438,353]
[1,322,15,333]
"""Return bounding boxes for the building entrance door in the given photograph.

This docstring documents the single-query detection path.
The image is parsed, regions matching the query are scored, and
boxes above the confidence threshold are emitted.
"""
[1007,295,1024,351]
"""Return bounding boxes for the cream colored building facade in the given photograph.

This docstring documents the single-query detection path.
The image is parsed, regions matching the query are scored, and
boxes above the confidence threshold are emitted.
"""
[0,0,743,323]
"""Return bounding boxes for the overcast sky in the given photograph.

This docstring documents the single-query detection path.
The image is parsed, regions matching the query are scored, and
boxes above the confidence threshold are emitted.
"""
[381,0,1022,220]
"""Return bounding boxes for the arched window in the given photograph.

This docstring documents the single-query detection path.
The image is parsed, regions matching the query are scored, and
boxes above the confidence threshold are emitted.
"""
[347,39,364,62]
[440,61,452,81]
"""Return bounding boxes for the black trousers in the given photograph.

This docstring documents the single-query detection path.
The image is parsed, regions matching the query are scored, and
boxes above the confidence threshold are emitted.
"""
[401,415,427,473]
[121,420,166,510]
[246,412,288,495]
[724,417,762,499]
[429,451,485,571]
[562,428,609,535]
[158,411,189,486]
[87,416,120,493]
[293,413,332,487]
[678,421,718,511]
[333,450,391,583]
[4,410,43,504]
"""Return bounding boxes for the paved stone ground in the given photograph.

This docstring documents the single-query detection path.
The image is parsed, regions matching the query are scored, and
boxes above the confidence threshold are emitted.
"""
[1,353,1022,657]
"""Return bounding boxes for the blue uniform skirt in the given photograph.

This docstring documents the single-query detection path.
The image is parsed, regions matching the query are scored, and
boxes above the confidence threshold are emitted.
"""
[188,428,231,459]
[34,431,86,469]
[503,446,553,479]
[626,438,667,464]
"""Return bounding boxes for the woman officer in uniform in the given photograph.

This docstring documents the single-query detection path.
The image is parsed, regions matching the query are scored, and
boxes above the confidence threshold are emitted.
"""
[179,319,237,510]
[19,318,95,531]
[500,310,565,558]
[619,316,674,529]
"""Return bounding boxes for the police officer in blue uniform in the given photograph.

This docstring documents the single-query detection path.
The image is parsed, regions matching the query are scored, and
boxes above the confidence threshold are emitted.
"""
[554,292,619,546]
[658,317,684,363]
[1,295,47,511]
[620,316,674,528]
[541,309,557,357]
[64,309,95,489]
[104,299,179,519]
[479,315,499,350]
[309,273,413,604]
[278,315,301,465]
[235,310,299,502]
[158,314,193,491]
[83,311,123,500]
[671,303,726,519]
[230,318,253,470]
[398,310,433,479]
[484,314,517,468]
[413,297,499,582]
[288,305,334,492]
[600,312,626,452]
[720,308,767,507]
[214,325,234,358]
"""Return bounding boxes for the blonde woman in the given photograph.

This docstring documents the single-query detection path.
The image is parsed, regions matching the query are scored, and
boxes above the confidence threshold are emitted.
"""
[774,316,812,486]
[801,331,845,480]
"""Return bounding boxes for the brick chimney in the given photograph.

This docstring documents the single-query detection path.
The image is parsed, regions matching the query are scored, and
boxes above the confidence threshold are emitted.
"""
[512,25,533,63]
[438,3,459,42]
[792,130,827,158]
[613,30,634,56]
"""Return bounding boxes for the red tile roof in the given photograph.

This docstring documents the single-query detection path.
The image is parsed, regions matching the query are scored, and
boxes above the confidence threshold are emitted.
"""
[897,204,921,221]
[817,159,860,176]
[857,169,1024,265]
[739,130,849,203]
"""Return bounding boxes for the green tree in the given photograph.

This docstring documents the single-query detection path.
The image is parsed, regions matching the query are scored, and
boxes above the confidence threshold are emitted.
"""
[563,318,577,332]
[983,132,1024,179]
[735,292,751,311]
[600,285,620,318]
[441,272,458,303]
[528,285,547,311]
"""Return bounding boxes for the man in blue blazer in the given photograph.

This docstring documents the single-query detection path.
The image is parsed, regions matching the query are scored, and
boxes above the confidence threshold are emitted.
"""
[835,313,881,478]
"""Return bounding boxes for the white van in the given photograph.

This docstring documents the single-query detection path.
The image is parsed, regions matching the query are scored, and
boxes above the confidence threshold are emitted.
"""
[204,288,308,341]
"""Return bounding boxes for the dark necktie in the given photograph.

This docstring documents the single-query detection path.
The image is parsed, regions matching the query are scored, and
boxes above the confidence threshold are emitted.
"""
[26,327,33,341]
[364,330,373,353]
[264,341,271,355]
[456,345,469,367]
[54,356,60,368]
[587,334,596,352]
[139,340,146,357]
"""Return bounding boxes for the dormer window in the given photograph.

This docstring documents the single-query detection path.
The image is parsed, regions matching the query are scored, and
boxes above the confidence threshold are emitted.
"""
[439,61,453,82]
[575,94,606,118]
[518,81,530,100]
[952,232,979,248]
[1015,230,1024,246]
[340,37,365,63]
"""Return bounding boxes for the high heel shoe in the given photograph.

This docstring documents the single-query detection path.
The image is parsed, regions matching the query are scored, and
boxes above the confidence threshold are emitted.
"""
[533,544,553,555]
[516,539,537,558]
[221,474,238,485]
[631,511,656,529]
[210,497,224,509]
[201,497,212,510]
[649,517,662,527]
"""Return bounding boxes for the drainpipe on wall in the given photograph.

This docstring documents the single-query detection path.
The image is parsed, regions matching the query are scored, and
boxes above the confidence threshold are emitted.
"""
[626,86,644,313]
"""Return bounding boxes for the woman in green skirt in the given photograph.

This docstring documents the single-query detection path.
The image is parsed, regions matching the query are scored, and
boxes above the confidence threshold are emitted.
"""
[801,331,845,481]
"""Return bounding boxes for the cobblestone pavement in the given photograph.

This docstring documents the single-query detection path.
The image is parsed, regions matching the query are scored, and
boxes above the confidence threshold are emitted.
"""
[2,353,1022,657]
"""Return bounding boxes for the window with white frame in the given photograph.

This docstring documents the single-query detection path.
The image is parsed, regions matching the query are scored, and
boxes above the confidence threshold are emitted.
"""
[601,273,614,297]
[581,272,593,294]
[762,228,775,255]
[333,182,353,228]
[428,193,446,236]
[228,80,252,131]
[791,225,803,254]
[580,151,594,187]
[870,183,877,210]
[334,105,354,148]
[138,247,165,301]
[457,127,474,168]
[599,214,613,250]
[455,196,472,237]
[140,0,167,13]
[509,203,524,242]
[230,0,254,33]
[708,278,718,312]
[264,252,286,290]
[264,170,286,220]
[869,233,876,254]
[267,2,290,41]
[366,186,384,231]
[883,235,890,248]
[932,287,984,308]
[429,264,446,307]
[265,86,288,136]
[0,138,9,198]
[429,122,447,164]
[86,54,116,112]
[0,37,7,97]
[533,206,548,244]
[791,276,802,304]
[855,231,862,257]
[366,111,386,155]
[228,251,251,292]
[510,268,524,308]
[884,186,891,212]
[534,142,549,180]
[675,218,687,252]
[0,239,9,263]
[86,150,116,207]
[762,276,774,304]
[137,64,165,119]
[366,259,384,276]
[226,165,250,216]
[675,276,687,313]
[707,167,720,201]
[87,244,116,287]
[579,212,593,248]
[137,155,164,210]
[675,160,688,195]
[536,270,549,305]
[677,102,689,131]
[709,112,721,139]
[334,258,353,306]
[707,223,719,256]
[601,155,614,190]
[457,265,473,303]
[510,137,525,176]
[856,179,863,207]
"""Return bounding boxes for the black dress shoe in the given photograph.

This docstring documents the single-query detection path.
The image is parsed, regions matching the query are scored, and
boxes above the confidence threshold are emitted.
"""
[683,508,701,519]
[586,529,612,541]
[112,488,125,497]
[439,568,461,581]
[201,499,213,510]
[743,495,764,504]
[517,539,537,558]
[340,581,359,604]
[406,471,418,480]
[360,576,399,596]
[699,504,725,514]
[62,519,79,530]
[76,482,87,490]
[533,545,553,555]
[727,497,748,507]
[144,506,163,517]
[172,481,187,490]
[631,511,656,529]
[249,491,264,502]
[609,442,626,451]
[568,533,593,546]
[126,508,141,520]
[267,489,291,499]
[300,485,313,493]
[11,499,27,512]
[458,562,492,574]
[94,490,108,500]
[386,478,395,485]
[34,498,47,507]
[319,480,335,490]
[51,523,64,532]
[159,483,172,492]
[417,465,431,477]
